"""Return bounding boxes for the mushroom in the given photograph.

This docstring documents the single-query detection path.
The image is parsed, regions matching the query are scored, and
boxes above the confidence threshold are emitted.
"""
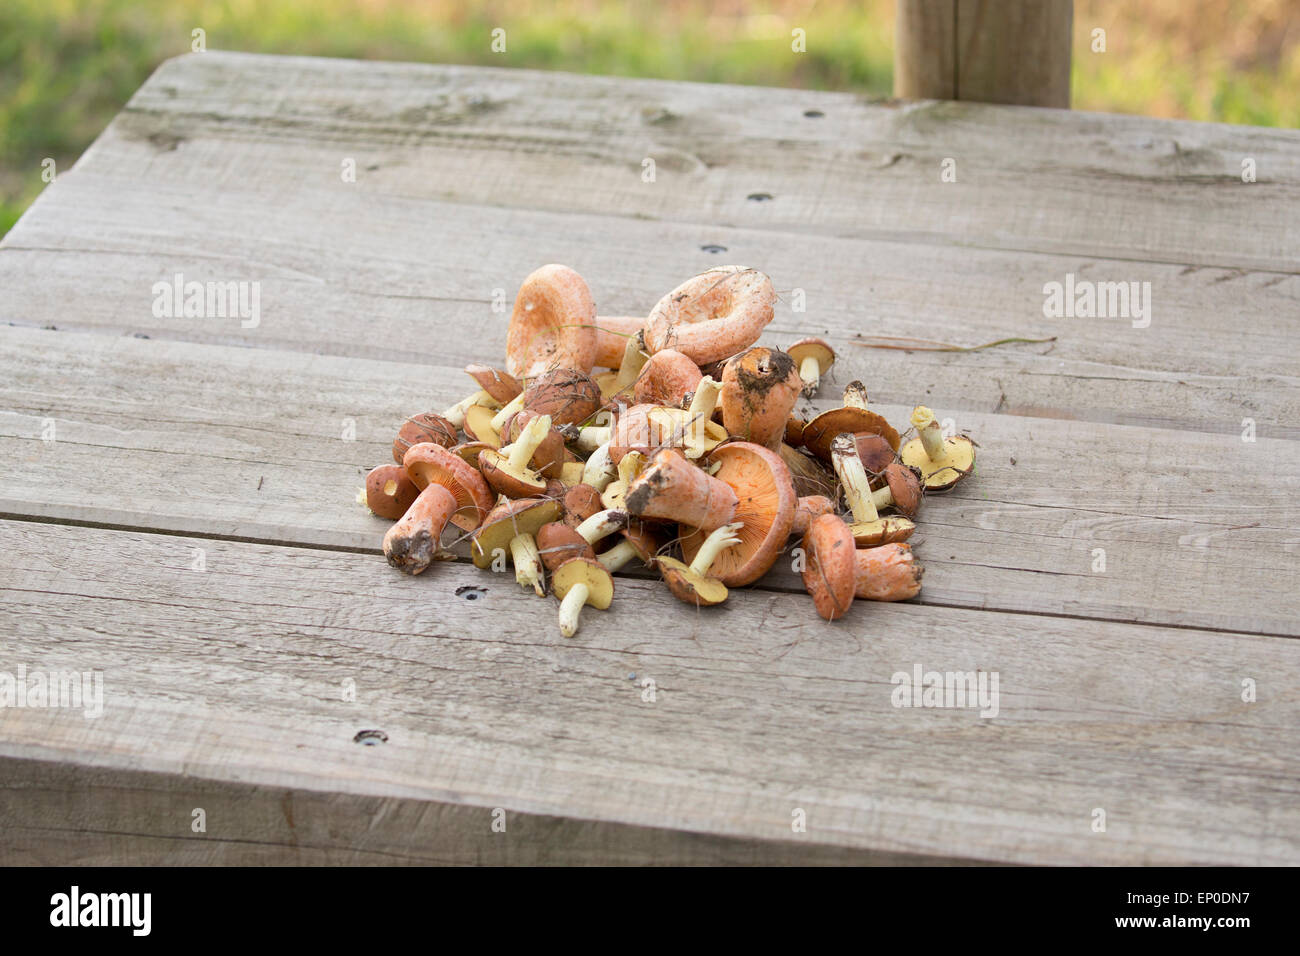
[552,557,614,637]
[598,518,668,573]
[593,315,647,369]
[560,484,604,528]
[463,403,503,448]
[628,443,796,587]
[786,337,835,397]
[364,464,419,520]
[801,381,901,461]
[478,413,553,498]
[633,348,702,407]
[470,497,564,596]
[582,441,618,492]
[609,377,727,462]
[440,390,500,430]
[801,514,856,620]
[869,462,923,518]
[595,330,651,402]
[500,408,568,478]
[854,432,898,478]
[785,416,808,448]
[791,494,836,536]
[644,266,776,365]
[537,508,628,572]
[519,367,602,427]
[655,522,744,606]
[719,347,803,449]
[385,444,493,573]
[854,543,924,601]
[392,412,457,464]
[829,434,915,547]
[439,365,518,429]
[505,264,597,378]
[899,405,977,491]
[572,424,612,455]
[600,450,646,510]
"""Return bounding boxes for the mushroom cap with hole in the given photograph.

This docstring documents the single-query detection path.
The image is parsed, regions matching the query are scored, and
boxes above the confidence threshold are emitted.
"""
[505,264,597,378]
[593,315,647,368]
[633,349,702,407]
[522,368,602,426]
[450,441,493,469]
[655,556,729,607]
[465,364,522,405]
[719,347,802,449]
[882,462,923,517]
[848,515,915,548]
[478,446,549,499]
[787,337,835,372]
[679,441,796,587]
[392,412,458,464]
[854,543,923,601]
[801,407,902,459]
[402,442,494,532]
[552,557,614,609]
[503,409,568,478]
[537,522,593,572]
[470,497,563,569]
[462,403,502,448]
[801,514,856,620]
[644,266,776,365]
[899,435,976,490]
[365,464,420,520]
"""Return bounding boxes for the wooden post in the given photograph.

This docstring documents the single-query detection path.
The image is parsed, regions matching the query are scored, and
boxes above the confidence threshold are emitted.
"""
[894,0,1073,108]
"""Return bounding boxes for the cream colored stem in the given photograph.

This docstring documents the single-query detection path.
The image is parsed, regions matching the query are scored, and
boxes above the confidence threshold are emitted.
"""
[598,540,638,572]
[441,389,495,428]
[490,392,527,432]
[506,414,551,470]
[831,438,879,522]
[870,486,895,511]
[843,381,869,410]
[683,376,721,459]
[583,442,617,491]
[615,332,649,388]
[509,533,545,596]
[558,584,589,637]
[798,355,822,392]
[689,522,744,575]
[575,425,611,454]
[911,405,945,460]
[618,450,646,483]
[576,509,627,545]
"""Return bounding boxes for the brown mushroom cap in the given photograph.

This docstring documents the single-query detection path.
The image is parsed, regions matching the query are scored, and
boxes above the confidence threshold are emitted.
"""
[719,347,803,449]
[644,266,776,365]
[561,484,604,528]
[521,367,602,426]
[478,446,549,499]
[854,432,897,477]
[402,442,494,532]
[552,557,614,609]
[801,514,856,620]
[392,413,458,464]
[470,497,563,569]
[633,349,703,407]
[785,417,808,448]
[465,364,522,405]
[536,522,594,572]
[787,337,835,372]
[655,556,729,606]
[899,435,976,490]
[882,462,923,517]
[802,407,901,460]
[505,264,597,378]
[365,464,420,520]
[617,519,667,565]
[854,543,923,601]
[679,442,796,587]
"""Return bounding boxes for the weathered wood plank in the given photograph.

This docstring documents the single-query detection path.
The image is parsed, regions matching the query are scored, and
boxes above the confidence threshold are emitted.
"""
[4,177,1298,437]
[2,327,1296,635]
[1,520,1296,865]
[68,51,1300,271]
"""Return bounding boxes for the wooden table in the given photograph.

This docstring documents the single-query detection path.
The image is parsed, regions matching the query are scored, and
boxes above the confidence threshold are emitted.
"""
[2,52,1297,865]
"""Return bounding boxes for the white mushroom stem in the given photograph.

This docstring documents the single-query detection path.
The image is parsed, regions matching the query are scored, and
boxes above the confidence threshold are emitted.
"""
[575,425,611,454]
[558,584,589,637]
[831,437,880,523]
[490,392,527,432]
[870,486,897,511]
[598,540,639,572]
[843,382,869,410]
[615,332,650,388]
[505,414,552,470]
[911,405,946,461]
[509,533,545,596]
[798,356,825,393]
[583,442,618,491]
[683,376,722,459]
[441,389,497,428]
[575,509,627,546]
[689,522,744,575]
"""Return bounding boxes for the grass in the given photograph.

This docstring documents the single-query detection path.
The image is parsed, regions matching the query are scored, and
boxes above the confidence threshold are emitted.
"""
[2,0,1297,237]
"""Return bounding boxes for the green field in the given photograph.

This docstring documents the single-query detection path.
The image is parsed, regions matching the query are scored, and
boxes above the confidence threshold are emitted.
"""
[3,0,1297,237]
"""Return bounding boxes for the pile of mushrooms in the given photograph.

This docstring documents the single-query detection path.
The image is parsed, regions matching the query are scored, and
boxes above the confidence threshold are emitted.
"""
[360,264,977,634]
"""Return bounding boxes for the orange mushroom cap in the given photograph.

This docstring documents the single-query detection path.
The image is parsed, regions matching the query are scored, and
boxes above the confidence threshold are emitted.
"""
[644,266,776,366]
[854,543,923,601]
[402,442,494,532]
[365,464,420,521]
[633,349,703,407]
[593,315,647,369]
[505,264,597,378]
[801,514,856,620]
[719,347,802,449]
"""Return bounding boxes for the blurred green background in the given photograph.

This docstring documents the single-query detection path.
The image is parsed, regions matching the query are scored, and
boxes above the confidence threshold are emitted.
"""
[3,0,1298,237]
